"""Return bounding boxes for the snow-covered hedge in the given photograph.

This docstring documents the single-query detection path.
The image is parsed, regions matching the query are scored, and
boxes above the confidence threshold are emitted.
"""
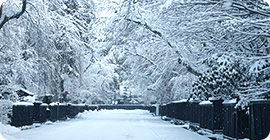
[191,54,270,109]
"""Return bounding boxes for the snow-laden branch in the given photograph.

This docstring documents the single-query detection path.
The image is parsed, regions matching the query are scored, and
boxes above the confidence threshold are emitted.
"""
[130,52,156,66]
[232,1,270,17]
[0,0,26,29]
[125,18,202,76]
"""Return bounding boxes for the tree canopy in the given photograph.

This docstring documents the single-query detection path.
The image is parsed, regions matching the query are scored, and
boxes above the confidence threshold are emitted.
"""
[0,0,269,108]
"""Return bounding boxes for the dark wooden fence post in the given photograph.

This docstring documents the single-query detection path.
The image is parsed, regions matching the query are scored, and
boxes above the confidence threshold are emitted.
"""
[159,104,167,116]
[210,98,224,132]
[49,104,58,122]
[199,100,213,130]
[172,99,189,121]
[33,102,41,123]
[223,99,249,139]
[190,100,200,124]
[249,100,270,140]
[166,103,174,118]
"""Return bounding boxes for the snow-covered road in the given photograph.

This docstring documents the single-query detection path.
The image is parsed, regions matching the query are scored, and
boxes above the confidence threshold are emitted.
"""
[2,110,209,140]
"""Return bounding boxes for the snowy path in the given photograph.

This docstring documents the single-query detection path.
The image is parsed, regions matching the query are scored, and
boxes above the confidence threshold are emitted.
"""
[3,110,209,140]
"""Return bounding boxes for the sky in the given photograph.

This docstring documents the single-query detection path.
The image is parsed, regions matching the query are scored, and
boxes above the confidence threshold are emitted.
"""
[264,0,270,5]
[0,0,6,6]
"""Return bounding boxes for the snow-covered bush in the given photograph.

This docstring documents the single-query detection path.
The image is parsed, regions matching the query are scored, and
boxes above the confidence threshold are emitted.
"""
[191,54,270,109]
[0,100,12,124]
[191,54,246,100]
[235,58,270,109]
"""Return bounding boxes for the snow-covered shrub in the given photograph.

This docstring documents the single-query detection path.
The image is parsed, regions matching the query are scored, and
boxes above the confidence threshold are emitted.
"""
[191,54,270,109]
[0,100,13,124]
[191,54,246,100]
[235,58,270,109]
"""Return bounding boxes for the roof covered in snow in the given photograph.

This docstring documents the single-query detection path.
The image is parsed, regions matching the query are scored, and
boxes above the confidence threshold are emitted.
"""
[16,88,34,96]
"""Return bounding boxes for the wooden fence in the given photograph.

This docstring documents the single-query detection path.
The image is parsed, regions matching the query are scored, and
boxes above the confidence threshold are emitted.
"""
[11,103,96,127]
[159,99,270,140]
[10,103,155,127]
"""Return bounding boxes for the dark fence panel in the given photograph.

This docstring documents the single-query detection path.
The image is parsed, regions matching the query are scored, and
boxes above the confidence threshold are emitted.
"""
[212,99,224,131]
[159,104,167,116]
[250,100,270,140]
[173,101,189,121]
[11,103,91,127]
[166,103,175,118]
[40,104,49,123]
[33,103,41,123]
[49,105,58,122]
[68,105,79,118]
[189,101,200,124]
[99,105,115,110]
[49,104,69,121]
[78,105,85,113]
[33,103,48,123]
[199,99,223,132]
[237,108,249,138]
[200,102,214,130]
[223,103,249,139]
[11,104,34,127]
[160,99,270,139]
[223,103,235,138]
[58,105,68,120]
[147,106,156,113]
[87,105,97,111]
[11,103,92,126]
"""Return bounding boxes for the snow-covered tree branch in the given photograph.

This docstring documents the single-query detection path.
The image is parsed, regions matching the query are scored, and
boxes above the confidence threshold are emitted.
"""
[0,0,26,29]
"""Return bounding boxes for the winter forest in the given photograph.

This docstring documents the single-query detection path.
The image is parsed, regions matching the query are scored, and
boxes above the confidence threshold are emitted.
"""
[0,0,270,117]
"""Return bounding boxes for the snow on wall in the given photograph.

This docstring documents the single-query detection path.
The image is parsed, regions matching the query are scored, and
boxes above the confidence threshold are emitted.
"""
[171,99,188,103]
[12,102,33,106]
[199,101,212,105]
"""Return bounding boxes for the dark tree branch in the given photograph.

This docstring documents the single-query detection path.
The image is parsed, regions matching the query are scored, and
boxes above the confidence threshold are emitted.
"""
[232,2,270,17]
[0,0,27,29]
[0,4,3,19]
[183,63,202,76]
[126,18,162,37]
[126,18,202,76]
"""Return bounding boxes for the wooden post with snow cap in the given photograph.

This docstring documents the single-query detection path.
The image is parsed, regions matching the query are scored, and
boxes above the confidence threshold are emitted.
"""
[209,97,224,133]
[156,104,159,116]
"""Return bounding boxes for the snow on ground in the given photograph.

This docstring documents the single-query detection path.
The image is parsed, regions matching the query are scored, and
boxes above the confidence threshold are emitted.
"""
[1,110,209,140]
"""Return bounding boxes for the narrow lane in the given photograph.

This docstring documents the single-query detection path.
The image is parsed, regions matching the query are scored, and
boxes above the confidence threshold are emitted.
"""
[4,110,209,140]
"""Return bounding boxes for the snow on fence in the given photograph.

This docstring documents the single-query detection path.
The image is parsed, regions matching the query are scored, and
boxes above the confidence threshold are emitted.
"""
[159,99,270,140]
[11,103,97,127]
